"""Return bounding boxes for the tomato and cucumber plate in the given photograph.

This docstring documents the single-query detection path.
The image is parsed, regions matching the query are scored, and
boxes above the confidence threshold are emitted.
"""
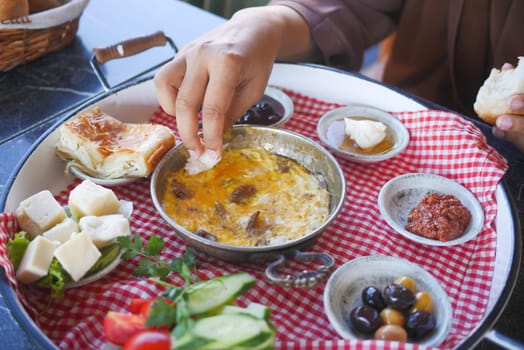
[103,272,276,350]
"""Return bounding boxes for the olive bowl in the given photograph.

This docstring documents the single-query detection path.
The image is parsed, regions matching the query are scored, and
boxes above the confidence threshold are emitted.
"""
[150,125,346,287]
[323,255,453,346]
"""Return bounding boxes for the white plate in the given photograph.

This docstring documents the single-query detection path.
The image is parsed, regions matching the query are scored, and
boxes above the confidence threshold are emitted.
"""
[377,173,485,246]
[324,255,452,347]
[69,165,140,187]
[317,104,410,163]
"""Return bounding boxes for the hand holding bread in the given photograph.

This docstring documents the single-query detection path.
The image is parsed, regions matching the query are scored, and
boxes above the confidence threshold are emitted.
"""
[474,57,524,153]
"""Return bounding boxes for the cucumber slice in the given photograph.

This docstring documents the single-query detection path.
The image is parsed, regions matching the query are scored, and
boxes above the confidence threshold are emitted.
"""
[222,303,271,322]
[187,272,256,316]
[174,313,272,350]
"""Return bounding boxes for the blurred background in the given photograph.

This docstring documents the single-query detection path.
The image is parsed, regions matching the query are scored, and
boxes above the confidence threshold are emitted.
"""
[184,0,269,18]
[182,0,381,77]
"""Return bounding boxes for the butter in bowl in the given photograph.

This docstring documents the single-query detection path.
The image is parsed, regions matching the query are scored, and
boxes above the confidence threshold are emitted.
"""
[316,104,409,163]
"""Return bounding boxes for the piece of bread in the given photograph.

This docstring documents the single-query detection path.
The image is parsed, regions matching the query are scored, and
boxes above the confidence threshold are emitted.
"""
[474,56,524,125]
[56,107,175,179]
[28,0,61,14]
[0,0,29,20]
[184,149,222,175]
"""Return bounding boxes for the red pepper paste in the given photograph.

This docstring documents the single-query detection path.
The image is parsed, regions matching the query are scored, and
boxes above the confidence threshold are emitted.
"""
[405,192,472,242]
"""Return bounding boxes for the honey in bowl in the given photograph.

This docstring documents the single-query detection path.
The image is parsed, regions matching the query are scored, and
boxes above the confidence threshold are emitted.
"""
[161,147,331,247]
[326,117,395,155]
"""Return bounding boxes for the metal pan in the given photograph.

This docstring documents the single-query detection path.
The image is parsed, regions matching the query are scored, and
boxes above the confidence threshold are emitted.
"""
[150,125,346,287]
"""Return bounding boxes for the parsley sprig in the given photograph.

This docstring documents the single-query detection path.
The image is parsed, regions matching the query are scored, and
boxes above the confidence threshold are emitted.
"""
[117,233,199,336]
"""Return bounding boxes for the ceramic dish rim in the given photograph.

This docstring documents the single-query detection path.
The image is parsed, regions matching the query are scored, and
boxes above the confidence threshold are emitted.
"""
[316,104,410,163]
[323,255,453,347]
[377,172,485,246]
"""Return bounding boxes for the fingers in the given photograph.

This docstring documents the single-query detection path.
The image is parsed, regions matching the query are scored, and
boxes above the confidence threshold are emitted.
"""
[492,103,524,153]
[154,59,185,116]
[509,94,524,113]
[198,61,237,154]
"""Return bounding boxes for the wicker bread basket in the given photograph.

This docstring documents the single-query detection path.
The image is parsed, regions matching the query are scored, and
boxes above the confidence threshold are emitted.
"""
[0,0,89,72]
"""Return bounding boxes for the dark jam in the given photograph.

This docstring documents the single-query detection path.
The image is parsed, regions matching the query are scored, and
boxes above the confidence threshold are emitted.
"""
[235,95,285,126]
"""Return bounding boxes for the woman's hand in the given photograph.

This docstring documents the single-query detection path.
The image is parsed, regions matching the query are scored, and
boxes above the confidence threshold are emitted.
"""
[154,6,313,159]
[491,63,524,152]
[492,94,524,152]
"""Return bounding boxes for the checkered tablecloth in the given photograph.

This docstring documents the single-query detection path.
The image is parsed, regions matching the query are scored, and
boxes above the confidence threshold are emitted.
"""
[0,88,508,349]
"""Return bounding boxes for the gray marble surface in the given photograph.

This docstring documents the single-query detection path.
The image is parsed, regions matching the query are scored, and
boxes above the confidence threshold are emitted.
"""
[0,0,523,349]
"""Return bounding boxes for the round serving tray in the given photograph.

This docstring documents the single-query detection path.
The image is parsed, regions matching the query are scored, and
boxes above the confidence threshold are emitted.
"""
[0,63,520,349]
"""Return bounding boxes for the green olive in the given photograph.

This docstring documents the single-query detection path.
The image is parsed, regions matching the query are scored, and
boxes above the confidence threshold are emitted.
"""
[410,291,434,313]
[394,276,417,293]
[374,324,408,342]
[380,307,405,326]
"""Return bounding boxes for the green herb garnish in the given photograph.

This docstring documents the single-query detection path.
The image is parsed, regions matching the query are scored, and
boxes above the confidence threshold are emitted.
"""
[117,234,199,336]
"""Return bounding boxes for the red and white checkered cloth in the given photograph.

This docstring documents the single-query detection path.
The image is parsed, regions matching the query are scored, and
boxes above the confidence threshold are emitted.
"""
[0,88,508,350]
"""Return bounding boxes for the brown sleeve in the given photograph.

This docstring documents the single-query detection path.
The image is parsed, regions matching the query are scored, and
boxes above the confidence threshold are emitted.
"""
[267,0,402,70]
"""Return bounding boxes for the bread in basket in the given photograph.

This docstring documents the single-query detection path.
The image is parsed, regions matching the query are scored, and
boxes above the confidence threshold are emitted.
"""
[0,0,89,72]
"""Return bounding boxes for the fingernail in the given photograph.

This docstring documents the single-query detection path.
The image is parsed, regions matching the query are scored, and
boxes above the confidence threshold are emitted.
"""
[205,149,220,161]
[492,126,505,139]
[510,98,524,111]
[501,62,513,70]
[496,116,513,130]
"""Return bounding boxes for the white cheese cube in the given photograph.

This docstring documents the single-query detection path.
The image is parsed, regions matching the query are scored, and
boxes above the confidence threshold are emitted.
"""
[42,217,79,244]
[68,180,121,218]
[15,190,67,238]
[79,214,131,248]
[54,232,101,282]
[16,236,59,284]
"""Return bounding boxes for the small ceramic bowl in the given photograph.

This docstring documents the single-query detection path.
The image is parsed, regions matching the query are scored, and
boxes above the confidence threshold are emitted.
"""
[316,104,409,163]
[323,255,453,347]
[69,165,140,187]
[234,86,294,127]
[378,173,485,246]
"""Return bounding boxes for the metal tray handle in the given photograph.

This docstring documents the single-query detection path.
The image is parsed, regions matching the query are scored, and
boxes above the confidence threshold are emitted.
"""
[90,30,178,90]
[265,251,336,288]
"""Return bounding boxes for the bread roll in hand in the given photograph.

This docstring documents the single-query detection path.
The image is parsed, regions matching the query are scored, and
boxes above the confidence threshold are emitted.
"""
[474,57,524,125]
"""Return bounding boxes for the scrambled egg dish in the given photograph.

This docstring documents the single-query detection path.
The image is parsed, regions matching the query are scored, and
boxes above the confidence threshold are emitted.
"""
[162,147,331,247]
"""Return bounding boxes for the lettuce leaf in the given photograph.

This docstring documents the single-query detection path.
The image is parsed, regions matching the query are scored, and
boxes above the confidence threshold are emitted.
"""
[7,231,30,270]
[37,258,72,298]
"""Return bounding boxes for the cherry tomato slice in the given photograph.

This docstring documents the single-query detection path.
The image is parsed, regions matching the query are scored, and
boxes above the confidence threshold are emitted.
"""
[103,311,147,346]
[128,299,154,315]
[123,329,171,350]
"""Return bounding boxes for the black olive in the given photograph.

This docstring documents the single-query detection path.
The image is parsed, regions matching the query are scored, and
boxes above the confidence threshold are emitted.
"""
[382,283,416,311]
[405,311,436,339]
[349,305,381,334]
[361,286,386,311]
